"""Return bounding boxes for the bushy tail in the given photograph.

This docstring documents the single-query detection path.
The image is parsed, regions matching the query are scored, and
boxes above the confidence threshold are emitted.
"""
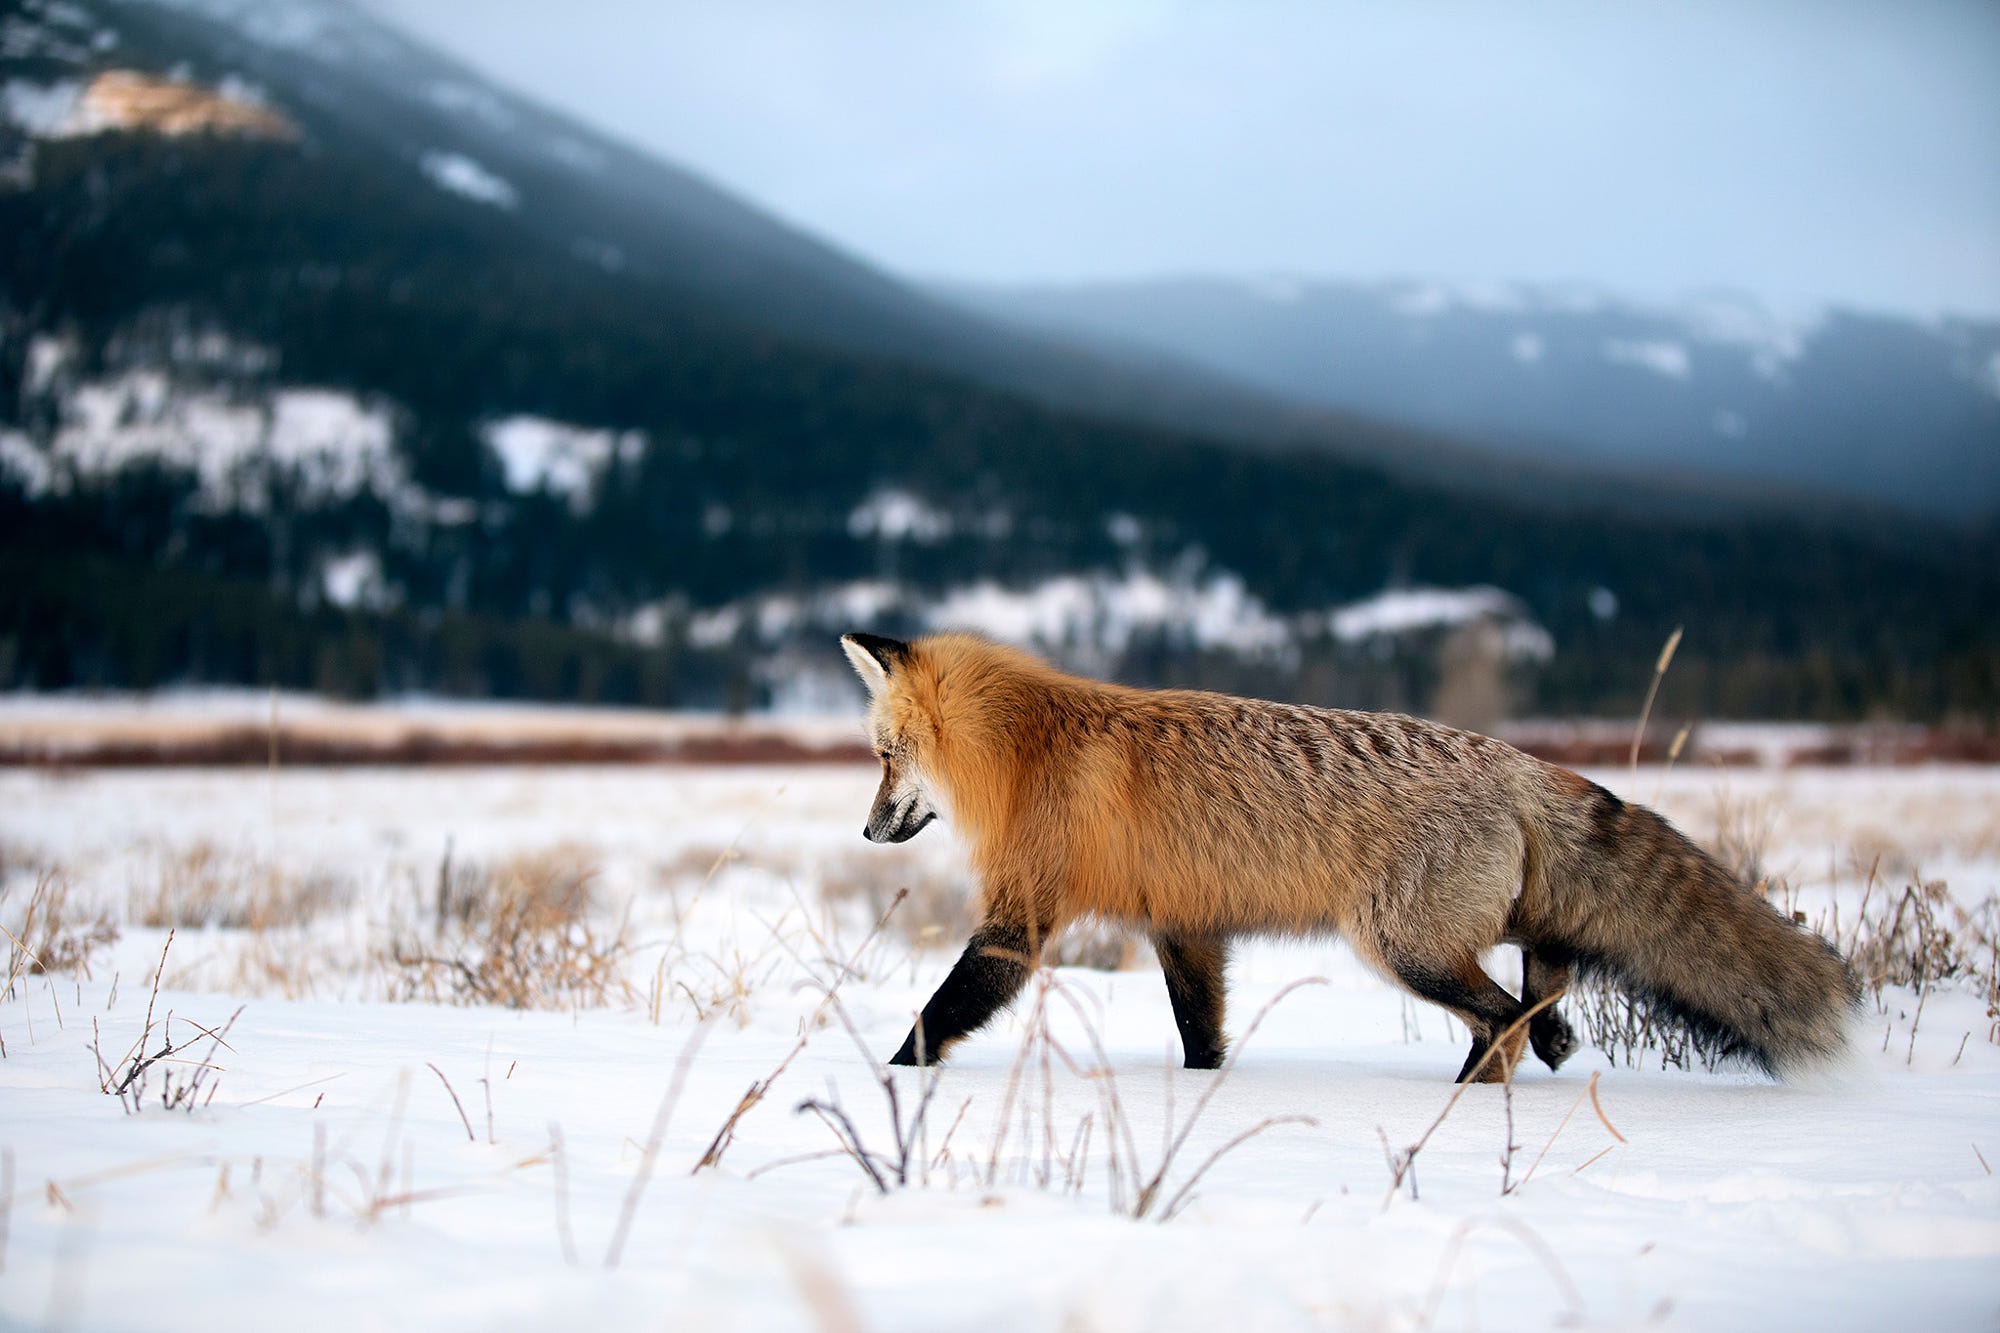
[1516,767,1859,1077]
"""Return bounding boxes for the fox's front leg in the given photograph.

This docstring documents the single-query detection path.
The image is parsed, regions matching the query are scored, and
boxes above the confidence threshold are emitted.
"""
[889,921,1037,1066]
[1154,930,1229,1069]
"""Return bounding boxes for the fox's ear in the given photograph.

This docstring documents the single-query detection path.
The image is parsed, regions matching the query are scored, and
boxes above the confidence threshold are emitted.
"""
[840,632,909,699]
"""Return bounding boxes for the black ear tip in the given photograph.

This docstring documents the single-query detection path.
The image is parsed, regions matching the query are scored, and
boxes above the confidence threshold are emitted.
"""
[842,631,911,669]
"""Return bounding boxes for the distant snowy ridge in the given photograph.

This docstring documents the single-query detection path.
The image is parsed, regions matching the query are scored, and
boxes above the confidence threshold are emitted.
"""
[953,275,2000,518]
[636,567,1556,684]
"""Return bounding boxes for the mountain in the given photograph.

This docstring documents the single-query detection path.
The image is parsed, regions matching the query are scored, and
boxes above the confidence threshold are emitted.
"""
[949,278,2000,523]
[0,0,1471,471]
[2,0,1995,721]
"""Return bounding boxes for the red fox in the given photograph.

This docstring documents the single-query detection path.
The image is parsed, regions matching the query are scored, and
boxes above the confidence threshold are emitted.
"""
[841,631,1858,1082]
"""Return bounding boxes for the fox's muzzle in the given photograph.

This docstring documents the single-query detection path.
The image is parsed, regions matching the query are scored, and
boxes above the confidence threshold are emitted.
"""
[864,762,937,842]
[868,792,936,836]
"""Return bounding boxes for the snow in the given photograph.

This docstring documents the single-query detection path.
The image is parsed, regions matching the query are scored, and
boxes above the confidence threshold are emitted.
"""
[1602,339,1693,381]
[0,429,52,494]
[1,742,1995,1330]
[1509,332,1544,364]
[1678,292,1817,377]
[420,150,519,210]
[847,488,952,543]
[482,416,639,507]
[0,78,85,136]
[30,372,401,511]
[318,549,389,611]
[1328,586,1554,662]
[928,568,1295,665]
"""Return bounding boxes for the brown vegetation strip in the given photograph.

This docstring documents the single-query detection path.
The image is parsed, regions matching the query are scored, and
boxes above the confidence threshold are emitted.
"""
[1513,730,2000,768]
[0,727,874,769]
[3,725,1995,769]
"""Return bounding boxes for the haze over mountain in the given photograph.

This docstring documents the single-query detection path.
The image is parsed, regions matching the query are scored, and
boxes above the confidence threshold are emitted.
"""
[951,278,2000,522]
[2,0,1995,720]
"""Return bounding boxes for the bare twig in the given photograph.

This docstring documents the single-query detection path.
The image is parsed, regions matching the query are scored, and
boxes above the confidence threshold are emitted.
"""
[1382,991,1565,1209]
[1132,977,1326,1219]
[1158,1114,1319,1221]
[693,889,908,1173]
[426,1063,475,1142]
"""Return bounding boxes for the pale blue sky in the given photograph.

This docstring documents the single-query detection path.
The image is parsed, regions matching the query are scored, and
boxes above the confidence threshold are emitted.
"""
[361,0,2000,318]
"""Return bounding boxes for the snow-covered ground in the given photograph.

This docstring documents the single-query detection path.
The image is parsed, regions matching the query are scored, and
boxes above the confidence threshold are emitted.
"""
[2,756,1996,1330]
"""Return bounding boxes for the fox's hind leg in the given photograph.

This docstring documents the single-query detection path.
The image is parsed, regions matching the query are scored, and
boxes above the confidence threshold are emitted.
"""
[1385,952,1530,1083]
[1154,930,1229,1069]
[1521,944,1578,1070]
[889,921,1039,1066]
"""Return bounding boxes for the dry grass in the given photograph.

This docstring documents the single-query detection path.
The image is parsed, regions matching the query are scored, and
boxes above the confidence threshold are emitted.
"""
[1567,786,2000,1070]
[817,848,974,956]
[773,965,1322,1221]
[388,845,634,1010]
[89,931,242,1113]
[817,851,1146,971]
[130,841,346,931]
[2,871,119,986]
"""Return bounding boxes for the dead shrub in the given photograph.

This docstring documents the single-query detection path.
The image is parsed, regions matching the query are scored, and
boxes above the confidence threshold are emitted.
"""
[389,845,632,1009]
[818,854,1146,970]
[818,849,975,954]
[1704,789,1779,889]
[90,932,242,1114]
[1570,875,2000,1070]
[1566,980,1731,1074]
[1843,878,1993,998]
[131,841,345,931]
[3,871,119,986]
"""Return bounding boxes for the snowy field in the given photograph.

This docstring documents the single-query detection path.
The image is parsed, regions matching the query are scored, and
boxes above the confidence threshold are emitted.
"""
[1,750,1997,1330]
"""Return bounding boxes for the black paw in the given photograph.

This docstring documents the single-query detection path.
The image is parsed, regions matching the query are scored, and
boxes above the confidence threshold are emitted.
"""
[1530,1013,1578,1070]
[1183,1046,1227,1070]
[888,1031,938,1067]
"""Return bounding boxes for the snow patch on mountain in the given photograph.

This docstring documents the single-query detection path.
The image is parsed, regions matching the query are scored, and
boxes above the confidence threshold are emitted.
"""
[0,3,112,65]
[419,149,517,209]
[848,488,952,543]
[482,416,640,507]
[929,568,1293,664]
[133,0,402,65]
[317,548,393,610]
[639,566,1555,690]
[1,77,84,135]
[14,365,402,510]
[1327,586,1553,662]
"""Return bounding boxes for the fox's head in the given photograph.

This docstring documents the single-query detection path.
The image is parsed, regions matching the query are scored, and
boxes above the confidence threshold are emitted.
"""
[841,632,945,843]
